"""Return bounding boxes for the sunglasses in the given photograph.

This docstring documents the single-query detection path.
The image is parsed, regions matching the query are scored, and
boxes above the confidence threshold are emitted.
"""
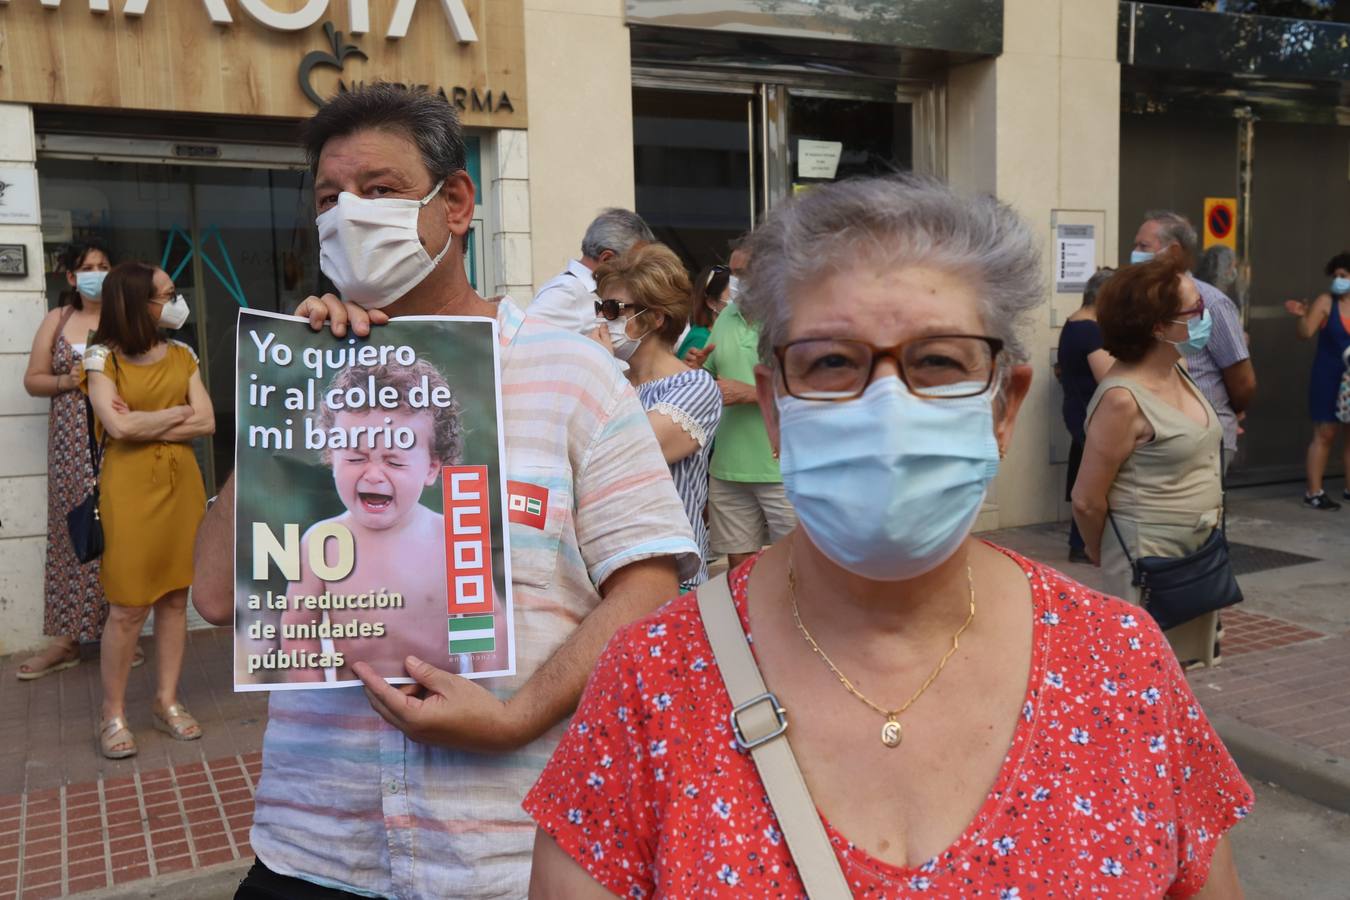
[594,298,646,321]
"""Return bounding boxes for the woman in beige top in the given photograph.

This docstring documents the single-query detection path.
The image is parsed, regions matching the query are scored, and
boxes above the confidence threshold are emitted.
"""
[1073,250,1224,667]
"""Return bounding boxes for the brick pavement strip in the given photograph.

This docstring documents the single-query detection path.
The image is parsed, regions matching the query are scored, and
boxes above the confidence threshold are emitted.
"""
[0,755,259,900]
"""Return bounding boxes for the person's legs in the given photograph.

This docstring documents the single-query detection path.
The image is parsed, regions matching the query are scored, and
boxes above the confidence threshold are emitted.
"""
[235,858,370,899]
[1066,437,1086,557]
[1341,424,1350,496]
[1301,423,1333,507]
[17,635,79,678]
[708,477,768,571]
[755,482,798,545]
[151,588,201,739]
[100,602,151,754]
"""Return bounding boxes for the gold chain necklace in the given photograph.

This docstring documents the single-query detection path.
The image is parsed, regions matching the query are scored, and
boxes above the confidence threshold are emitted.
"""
[789,554,976,748]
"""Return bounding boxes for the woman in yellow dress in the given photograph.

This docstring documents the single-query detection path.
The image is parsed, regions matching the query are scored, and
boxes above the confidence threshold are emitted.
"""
[83,262,214,758]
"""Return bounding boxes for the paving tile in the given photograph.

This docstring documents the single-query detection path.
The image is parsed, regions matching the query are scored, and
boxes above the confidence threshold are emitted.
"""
[155,853,195,875]
[21,883,65,900]
[198,847,238,867]
[68,872,112,894]
[66,856,110,881]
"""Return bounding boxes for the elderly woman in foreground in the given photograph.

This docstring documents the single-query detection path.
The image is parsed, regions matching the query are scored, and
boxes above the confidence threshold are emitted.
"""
[523,177,1251,899]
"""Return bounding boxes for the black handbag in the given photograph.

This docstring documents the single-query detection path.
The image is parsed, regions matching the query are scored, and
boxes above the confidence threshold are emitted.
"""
[1107,445,1243,631]
[67,396,106,564]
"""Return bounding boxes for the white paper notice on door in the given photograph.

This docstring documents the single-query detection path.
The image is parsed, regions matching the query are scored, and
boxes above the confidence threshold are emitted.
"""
[797,140,843,180]
[1054,224,1096,294]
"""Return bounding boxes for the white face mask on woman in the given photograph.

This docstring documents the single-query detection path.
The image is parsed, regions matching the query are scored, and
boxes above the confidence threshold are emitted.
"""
[158,294,190,331]
[603,310,651,362]
[317,180,453,309]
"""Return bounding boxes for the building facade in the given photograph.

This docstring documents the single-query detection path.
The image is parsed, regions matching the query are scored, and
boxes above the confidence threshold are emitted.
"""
[0,0,1121,652]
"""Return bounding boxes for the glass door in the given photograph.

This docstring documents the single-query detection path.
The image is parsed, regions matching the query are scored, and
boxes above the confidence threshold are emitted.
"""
[633,78,919,272]
[633,86,759,272]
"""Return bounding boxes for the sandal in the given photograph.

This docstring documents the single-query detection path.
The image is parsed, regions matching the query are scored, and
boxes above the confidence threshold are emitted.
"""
[152,702,202,741]
[132,644,146,668]
[16,644,80,681]
[98,716,138,759]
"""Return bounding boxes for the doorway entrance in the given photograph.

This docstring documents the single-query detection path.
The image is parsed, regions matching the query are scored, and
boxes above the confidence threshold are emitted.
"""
[632,75,921,272]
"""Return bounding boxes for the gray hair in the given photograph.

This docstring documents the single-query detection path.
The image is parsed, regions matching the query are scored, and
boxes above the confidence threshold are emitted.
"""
[1195,245,1238,296]
[1082,267,1116,307]
[301,83,467,182]
[1142,209,1199,260]
[581,208,655,260]
[738,175,1046,365]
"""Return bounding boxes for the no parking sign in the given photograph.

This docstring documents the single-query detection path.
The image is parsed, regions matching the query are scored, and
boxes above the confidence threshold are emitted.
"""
[1203,197,1237,250]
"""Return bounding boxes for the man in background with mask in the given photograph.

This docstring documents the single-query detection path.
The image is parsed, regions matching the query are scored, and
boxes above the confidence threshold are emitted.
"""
[1131,210,1256,469]
[699,238,797,571]
[190,84,698,900]
[528,207,654,334]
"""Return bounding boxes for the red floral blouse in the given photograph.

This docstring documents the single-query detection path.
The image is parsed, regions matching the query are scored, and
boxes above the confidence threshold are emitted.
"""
[524,547,1253,898]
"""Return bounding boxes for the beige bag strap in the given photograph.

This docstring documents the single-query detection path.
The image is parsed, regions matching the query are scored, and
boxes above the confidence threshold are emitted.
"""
[696,573,852,900]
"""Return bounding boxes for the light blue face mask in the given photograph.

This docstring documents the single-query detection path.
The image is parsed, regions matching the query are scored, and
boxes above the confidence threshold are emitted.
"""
[75,271,107,299]
[775,376,1000,581]
[1130,249,1155,265]
[1331,276,1350,296]
[1166,307,1213,355]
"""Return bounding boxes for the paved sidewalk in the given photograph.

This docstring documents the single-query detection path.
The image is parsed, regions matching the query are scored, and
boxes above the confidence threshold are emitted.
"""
[0,628,266,899]
[0,481,1345,898]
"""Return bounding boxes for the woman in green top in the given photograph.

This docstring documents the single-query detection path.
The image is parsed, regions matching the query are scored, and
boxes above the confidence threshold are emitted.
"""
[678,264,731,363]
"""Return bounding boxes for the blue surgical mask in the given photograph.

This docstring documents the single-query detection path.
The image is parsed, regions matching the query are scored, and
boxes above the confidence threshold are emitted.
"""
[775,377,1000,581]
[1331,276,1350,296]
[75,271,107,299]
[1130,249,1155,265]
[1166,308,1212,354]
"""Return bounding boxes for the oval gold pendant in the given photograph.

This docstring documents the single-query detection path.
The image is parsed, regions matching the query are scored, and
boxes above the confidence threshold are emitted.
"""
[881,718,902,748]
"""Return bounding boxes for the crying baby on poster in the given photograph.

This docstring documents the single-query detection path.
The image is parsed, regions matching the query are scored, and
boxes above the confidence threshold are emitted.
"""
[239,326,510,688]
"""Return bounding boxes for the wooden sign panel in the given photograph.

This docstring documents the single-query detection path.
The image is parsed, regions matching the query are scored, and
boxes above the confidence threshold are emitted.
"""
[0,0,525,128]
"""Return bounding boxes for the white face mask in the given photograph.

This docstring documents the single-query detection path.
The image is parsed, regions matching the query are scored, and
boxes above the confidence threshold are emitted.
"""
[602,311,650,362]
[158,294,190,331]
[727,275,742,301]
[317,180,453,309]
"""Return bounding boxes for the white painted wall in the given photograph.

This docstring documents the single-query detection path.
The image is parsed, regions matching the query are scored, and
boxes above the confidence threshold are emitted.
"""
[521,0,636,298]
[952,0,1121,531]
[0,102,51,655]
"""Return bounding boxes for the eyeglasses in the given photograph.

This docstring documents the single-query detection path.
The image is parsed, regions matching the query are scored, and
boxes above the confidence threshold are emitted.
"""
[1170,295,1205,322]
[594,298,645,321]
[775,335,1004,401]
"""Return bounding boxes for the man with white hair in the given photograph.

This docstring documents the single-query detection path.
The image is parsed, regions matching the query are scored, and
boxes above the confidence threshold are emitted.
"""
[1131,210,1256,468]
[529,208,654,333]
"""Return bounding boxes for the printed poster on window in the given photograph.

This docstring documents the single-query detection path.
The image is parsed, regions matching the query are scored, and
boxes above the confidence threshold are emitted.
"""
[232,310,514,691]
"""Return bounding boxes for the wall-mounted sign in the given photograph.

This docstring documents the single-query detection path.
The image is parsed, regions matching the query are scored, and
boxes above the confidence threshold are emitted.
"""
[797,140,843,180]
[0,244,28,278]
[1054,223,1096,295]
[0,168,41,226]
[0,0,525,127]
[1203,197,1237,250]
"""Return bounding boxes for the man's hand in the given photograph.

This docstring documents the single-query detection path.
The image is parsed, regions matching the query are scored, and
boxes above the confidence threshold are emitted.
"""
[355,656,527,753]
[684,343,714,368]
[717,377,757,405]
[294,293,390,337]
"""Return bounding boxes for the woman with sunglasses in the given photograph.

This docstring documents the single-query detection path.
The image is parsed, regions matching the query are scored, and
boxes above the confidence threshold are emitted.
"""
[528,178,1249,898]
[591,243,723,590]
[1073,249,1225,669]
[677,263,731,364]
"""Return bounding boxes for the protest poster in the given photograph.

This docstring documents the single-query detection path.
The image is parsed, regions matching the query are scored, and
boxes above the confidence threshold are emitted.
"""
[233,310,514,691]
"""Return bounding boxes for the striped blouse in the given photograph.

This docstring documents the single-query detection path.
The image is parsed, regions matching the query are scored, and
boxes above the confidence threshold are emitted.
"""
[637,368,723,589]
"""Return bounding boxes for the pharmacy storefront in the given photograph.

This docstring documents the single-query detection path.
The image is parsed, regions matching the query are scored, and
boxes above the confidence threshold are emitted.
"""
[0,0,536,652]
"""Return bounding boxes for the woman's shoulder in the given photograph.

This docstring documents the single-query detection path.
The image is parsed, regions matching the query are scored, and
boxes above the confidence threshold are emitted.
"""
[167,340,199,363]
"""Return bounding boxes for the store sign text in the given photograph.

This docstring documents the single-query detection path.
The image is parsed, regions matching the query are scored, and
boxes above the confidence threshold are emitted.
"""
[34,0,479,43]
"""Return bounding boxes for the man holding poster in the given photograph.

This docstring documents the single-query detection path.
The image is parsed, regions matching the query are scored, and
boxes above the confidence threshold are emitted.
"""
[191,84,699,900]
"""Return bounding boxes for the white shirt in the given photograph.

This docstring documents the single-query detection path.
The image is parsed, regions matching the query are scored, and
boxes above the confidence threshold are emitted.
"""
[528,258,598,335]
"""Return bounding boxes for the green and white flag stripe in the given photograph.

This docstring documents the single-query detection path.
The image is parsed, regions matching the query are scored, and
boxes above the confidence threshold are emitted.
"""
[449,615,495,653]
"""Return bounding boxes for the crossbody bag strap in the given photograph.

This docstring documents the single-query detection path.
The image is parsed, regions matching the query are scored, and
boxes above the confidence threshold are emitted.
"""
[1106,511,1134,567]
[1219,442,1227,536]
[696,573,852,900]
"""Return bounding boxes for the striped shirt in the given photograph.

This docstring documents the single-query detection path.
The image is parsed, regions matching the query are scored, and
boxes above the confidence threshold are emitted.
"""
[250,298,699,900]
[636,368,723,589]
[1185,280,1249,451]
